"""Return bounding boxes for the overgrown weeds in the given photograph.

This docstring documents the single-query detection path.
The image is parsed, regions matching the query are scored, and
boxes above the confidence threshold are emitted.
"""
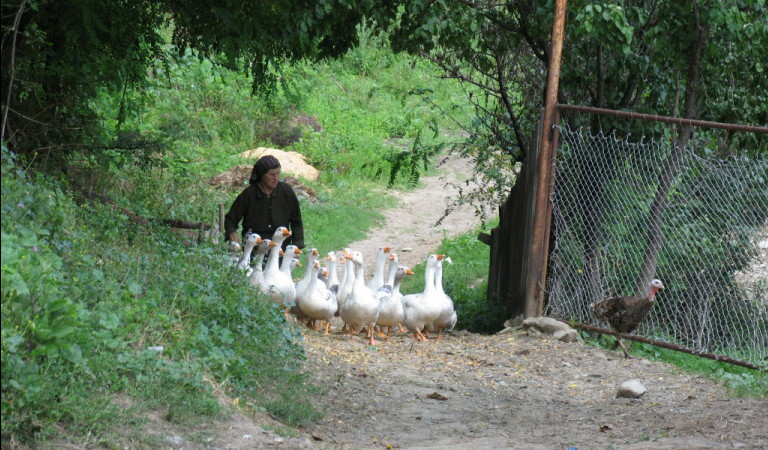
[1,144,320,444]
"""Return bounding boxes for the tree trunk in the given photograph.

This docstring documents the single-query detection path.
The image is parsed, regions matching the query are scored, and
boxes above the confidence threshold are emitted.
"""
[634,15,709,295]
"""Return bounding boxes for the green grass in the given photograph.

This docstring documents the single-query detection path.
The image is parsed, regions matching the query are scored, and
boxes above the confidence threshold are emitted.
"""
[301,178,394,250]
[583,333,767,399]
[1,154,319,442]
[630,342,767,398]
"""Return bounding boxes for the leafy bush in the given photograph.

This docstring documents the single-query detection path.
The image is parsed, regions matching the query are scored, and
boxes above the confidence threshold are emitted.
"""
[1,144,321,444]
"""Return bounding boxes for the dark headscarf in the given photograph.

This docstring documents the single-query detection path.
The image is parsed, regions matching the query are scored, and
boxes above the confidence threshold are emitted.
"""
[249,155,281,184]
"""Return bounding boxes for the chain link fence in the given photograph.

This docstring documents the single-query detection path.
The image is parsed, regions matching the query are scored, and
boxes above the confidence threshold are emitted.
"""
[546,124,768,366]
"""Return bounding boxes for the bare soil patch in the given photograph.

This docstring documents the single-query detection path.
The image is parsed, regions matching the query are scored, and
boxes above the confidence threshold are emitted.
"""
[298,327,767,450]
[163,153,767,449]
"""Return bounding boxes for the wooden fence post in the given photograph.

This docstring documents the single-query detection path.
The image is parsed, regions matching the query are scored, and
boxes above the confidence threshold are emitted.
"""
[218,203,225,243]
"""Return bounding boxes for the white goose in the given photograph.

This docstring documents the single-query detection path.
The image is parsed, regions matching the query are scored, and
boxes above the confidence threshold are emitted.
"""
[262,228,296,316]
[236,232,262,277]
[295,248,320,300]
[248,239,273,290]
[324,251,340,295]
[402,254,444,342]
[286,258,316,325]
[291,246,317,327]
[297,260,338,334]
[366,246,393,292]
[336,249,355,312]
[376,264,415,340]
[428,257,457,340]
[225,240,243,267]
[269,226,292,248]
[290,258,302,284]
[281,245,303,276]
[382,252,399,290]
[339,250,380,345]
[228,240,242,252]
[372,253,400,335]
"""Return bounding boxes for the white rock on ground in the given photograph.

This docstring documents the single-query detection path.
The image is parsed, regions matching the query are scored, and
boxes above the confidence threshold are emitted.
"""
[617,379,647,398]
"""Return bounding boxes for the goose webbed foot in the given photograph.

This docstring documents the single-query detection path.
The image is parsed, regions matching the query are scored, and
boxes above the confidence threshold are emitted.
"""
[414,329,428,342]
[367,324,380,345]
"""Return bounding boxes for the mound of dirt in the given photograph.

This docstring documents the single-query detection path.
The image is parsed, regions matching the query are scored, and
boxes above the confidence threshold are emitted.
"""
[209,148,319,202]
[208,164,253,189]
[240,147,320,181]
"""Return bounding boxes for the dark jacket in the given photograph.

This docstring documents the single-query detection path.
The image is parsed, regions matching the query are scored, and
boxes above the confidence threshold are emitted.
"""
[224,181,305,249]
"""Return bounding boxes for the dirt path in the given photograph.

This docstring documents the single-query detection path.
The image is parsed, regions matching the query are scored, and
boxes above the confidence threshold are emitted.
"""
[342,152,483,274]
[300,330,767,450]
[186,153,766,449]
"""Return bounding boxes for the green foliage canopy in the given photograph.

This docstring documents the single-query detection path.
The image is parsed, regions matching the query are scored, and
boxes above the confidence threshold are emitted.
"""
[5,0,763,164]
[0,0,400,157]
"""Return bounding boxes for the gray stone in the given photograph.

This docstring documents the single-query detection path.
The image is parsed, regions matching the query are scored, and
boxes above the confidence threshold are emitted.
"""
[553,329,580,342]
[617,379,646,398]
[522,316,572,335]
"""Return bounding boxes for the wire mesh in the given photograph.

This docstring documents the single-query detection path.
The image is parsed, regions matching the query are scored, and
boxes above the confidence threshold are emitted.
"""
[546,125,768,366]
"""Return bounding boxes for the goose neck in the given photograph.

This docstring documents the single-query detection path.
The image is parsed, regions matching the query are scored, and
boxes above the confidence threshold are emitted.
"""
[354,263,366,284]
[423,265,437,294]
[265,248,280,271]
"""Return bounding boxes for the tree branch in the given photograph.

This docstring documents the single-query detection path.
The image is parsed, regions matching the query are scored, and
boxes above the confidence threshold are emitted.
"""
[494,50,528,158]
[1,0,27,144]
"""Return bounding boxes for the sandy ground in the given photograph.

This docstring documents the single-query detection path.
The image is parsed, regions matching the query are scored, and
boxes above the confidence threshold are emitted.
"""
[150,153,767,449]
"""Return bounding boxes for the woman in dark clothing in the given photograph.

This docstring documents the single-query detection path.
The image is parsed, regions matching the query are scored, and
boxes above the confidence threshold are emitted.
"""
[225,155,305,250]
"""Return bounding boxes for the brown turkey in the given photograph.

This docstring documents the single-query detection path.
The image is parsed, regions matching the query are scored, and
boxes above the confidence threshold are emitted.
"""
[590,279,665,358]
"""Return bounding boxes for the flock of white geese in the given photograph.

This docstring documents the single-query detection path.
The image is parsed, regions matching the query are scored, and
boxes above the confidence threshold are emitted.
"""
[228,227,457,345]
